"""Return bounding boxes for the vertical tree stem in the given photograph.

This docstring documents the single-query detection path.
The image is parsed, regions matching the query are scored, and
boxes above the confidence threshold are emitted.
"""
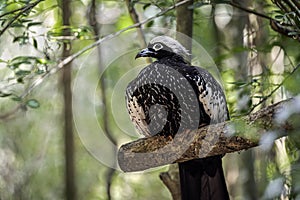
[125,0,151,63]
[125,0,147,48]
[62,0,76,199]
[176,0,194,59]
[88,1,117,200]
[159,1,194,200]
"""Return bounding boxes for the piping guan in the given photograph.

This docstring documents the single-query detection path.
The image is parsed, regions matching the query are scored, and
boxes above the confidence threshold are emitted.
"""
[125,36,230,200]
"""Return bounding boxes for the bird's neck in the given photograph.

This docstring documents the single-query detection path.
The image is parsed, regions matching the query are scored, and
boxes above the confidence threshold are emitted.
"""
[156,54,188,65]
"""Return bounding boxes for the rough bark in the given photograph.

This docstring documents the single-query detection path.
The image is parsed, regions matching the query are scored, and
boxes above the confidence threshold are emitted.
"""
[118,98,293,172]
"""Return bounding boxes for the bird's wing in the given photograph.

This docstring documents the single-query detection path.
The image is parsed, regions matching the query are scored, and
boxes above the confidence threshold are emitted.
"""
[182,66,229,123]
[125,92,151,137]
[125,63,199,137]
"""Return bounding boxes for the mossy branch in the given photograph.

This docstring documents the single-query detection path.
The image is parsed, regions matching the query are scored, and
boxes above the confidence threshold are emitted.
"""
[118,98,294,172]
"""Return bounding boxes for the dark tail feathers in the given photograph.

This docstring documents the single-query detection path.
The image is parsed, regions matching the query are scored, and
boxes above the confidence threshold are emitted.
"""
[179,156,229,200]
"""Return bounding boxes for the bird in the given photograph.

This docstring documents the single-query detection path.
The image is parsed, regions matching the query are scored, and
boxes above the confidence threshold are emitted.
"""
[125,36,230,200]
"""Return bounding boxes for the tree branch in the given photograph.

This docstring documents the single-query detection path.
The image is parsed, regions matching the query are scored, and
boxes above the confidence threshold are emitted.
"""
[228,1,273,21]
[125,0,147,48]
[159,164,181,200]
[125,0,151,63]
[21,0,192,98]
[229,0,300,42]
[0,0,44,37]
[118,98,294,172]
[274,0,299,41]
[248,63,300,114]
[0,0,192,121]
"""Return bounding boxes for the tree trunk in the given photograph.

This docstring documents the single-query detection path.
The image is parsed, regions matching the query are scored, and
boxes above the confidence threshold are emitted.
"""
[159,1,195,199]
[88,1,117,200]
[61,0,76,199]
[176,0,194,61]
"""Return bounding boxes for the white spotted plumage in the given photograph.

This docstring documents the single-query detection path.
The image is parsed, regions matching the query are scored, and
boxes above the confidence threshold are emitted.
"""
[126,36,229,137]
[195,68,228,123]
[126,95,151,136]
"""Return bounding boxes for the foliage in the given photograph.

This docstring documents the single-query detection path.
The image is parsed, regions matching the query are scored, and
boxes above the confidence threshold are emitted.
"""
[0,0,299,199]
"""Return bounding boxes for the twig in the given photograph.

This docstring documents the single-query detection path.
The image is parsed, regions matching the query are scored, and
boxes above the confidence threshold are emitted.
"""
[125,0,152,63]
[0,0,190,120]
[229,1,300,41]
[159,166,181,200]
[228,1,274,21]
[20,0,192,99]
[273,0,300,17]
[125,0,147,48]
[0,104,23,120]
[0,0,44,37]
[248,63,300,114]
[0,5,28,18]
[270,0,300,41]
[291,0,300,9]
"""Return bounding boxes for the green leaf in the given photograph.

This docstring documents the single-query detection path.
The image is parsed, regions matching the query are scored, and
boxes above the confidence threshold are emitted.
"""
[143,3,151,10]
[146,20,154,28]
[26,99,40,108]
[275,15,283,20]
[11,96,22,101]
[0,91,12,97]
[228,81,249,87]
[17,77,24,83]
[8,60,31,69]
[9,56,36,65]
[284,67,300,95]
[0,19,6,27]
[15,70,31,76]
[19,19,32,23]
[188,2,209,9]
[13,35,29,44]
[10,22,25,28]
[288,31,299,36]
[32,38,38,49]
[35,68,45,74]
[27,22,43,27]
[212,0,231,4]
[253,95,264,99]
[36,58,48,64]
[0,59,7,63]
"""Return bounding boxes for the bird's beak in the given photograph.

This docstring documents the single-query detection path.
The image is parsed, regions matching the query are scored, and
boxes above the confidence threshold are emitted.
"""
[135,48,156,59]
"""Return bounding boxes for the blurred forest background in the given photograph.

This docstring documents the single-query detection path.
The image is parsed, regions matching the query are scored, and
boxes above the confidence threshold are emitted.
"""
[0,0,300,199]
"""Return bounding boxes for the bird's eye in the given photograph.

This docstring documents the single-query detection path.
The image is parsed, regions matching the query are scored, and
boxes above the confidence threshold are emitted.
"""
[153,43,163,51]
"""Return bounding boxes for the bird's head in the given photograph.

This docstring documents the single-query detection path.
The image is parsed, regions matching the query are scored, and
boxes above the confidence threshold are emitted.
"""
[135,36,190,62]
